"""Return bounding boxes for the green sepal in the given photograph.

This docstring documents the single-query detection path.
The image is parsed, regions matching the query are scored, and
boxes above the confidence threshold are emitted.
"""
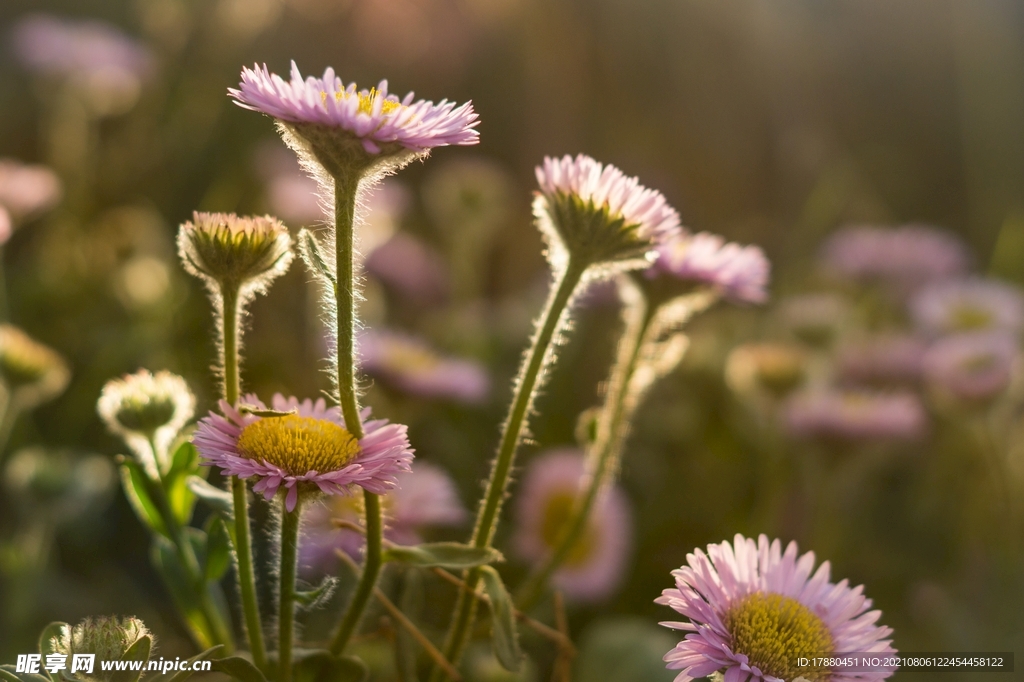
[384,542,502,569]
[109,635,152,682]
[119,459,168,538]
[186,476,234,516]
[208,657,267,682]
[479,566,521,672]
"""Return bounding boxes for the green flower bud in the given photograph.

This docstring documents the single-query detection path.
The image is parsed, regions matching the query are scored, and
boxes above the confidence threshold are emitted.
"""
[51,616,153,682]
[177,211,293,292]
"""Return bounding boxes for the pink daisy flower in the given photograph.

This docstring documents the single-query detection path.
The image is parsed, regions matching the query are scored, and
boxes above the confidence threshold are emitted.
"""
[922,331,1018,403]
[657,534,896,682]
[229,62,479,155]
[783,389,927,442]
[193,393,414,511]
[648,232,770,304]
[909,277,1024,338]
[513,449,632,602]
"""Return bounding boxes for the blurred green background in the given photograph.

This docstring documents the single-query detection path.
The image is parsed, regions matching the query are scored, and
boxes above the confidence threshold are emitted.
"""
[1,0,1023,680]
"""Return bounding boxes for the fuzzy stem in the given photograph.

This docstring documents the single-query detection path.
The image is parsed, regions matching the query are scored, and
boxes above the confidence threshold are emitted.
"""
[221,283,268,671]
[328,172,380,654]
[431,258,588,681]
[278,498,301,682]
[516,293,652,610]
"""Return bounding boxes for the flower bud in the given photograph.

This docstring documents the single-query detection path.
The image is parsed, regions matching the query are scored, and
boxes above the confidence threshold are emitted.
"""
[0,324,70,407]
[725,343,807,399]
[51,616,153,682]
[177,211,293,292]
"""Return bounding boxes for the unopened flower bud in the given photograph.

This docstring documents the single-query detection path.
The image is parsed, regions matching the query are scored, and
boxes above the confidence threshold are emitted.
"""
[51,616,153,682]
[725,343,807,399]
[177,211,293,292]
[0,324,70,407]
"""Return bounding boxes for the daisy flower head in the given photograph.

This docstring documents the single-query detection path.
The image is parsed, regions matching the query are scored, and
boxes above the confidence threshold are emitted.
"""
[657,534,896,682]
[783,388,927,443]
[645,232,770,305]
[230,62,479,180]
[533,154,682,274]
[922,331,1018,405]
[193,394,413,511]
[178,212,293,296]
[513,449,632,602]
[909,277,1024,338]
[98,369,195,475]
[836,335,927,387]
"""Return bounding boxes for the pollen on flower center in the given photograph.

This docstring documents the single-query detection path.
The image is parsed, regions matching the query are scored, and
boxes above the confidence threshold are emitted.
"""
[724,592,834,682]
[237,415,361,475]
[321,87,402,116]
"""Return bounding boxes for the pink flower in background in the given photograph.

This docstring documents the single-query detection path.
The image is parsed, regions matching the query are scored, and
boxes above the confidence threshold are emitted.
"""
[193,394,414,511]
[783,388,927,442]
[302,461,467,569]
[0,159,62,223]
[649,232,770,304]
[909,277,1024,338]
[230,62,479,154]
[836,335,928,386]
[0,208,11,247]
[357,330,490,404]
[365,233,449,304]
[12,14,153,79]
[821,224,968,291]
[657,534,896,682]
[513,449,632,602]
[922,331,1018,403]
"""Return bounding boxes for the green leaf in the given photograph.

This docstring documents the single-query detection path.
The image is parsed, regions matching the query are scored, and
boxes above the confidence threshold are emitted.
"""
[37,621,66,681]
[384,542,502,569]
[0,666,51,682]
[208,657,267,682]
[574,617,679,682]
[166,443,200,524]
[293,651,368,682]
[203,516,231,583]
[151,536,214,649]
[119,460,168,538]
[479,566,521,672]
[294,576,338,609]
[186,476,234,516]
[161,646,224,682]
[298,229,337,287]
[109,635,152,682]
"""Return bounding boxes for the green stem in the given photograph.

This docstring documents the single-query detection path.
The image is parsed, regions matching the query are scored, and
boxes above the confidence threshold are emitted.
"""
[328,173,378,654]
[221,283,268,671]
[431,258,588,681]
[517,293,652,610]
[278,498,301,682]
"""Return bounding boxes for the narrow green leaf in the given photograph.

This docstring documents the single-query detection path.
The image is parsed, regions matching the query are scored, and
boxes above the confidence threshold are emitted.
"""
[203,516,231,583]
[294,576,338,609]
[109,636,151,682]
[479,566,521,673]
[161,646,224,682]
[186,476,233,516]
[298,228,337,287]
[237,406,297,418]
[166,443,200,524]
[119,460,168,538]
[384,542,502,569]
[0,666,50,682]
[151,536,214,649]
[208,656,268,682]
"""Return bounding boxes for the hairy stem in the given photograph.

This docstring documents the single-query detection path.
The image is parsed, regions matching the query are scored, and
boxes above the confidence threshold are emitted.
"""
[331,490,381,653]
[221,283,267,670]
[431,258,588,681]
[278,498,301,682]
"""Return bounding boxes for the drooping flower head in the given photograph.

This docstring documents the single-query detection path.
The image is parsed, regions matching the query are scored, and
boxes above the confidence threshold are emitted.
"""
[302,461,467,569]
[513,449,632,602]
[922,331,1018,405]
[0,324,70,409]
[644,232,770,305]
[783,388,927,442]
[98,369,196,475]
[177,211,293,295]
[50,616,153,682]
[909,277,1024,338]
[836,335,927,387]
[230,62,479,179]
[357,329,489,404]
[193,394,414,511]
[533,154,682,273]
[657,534,896,682]
[820,224,968,293]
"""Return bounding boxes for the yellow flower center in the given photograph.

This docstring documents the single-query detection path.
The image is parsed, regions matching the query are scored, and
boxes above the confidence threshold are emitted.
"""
[321,87,402,115]
[540,491,596,568]
[237,415,361,475]
[950,304,993,331]
[724,592,834,682]
[383,343,441,374]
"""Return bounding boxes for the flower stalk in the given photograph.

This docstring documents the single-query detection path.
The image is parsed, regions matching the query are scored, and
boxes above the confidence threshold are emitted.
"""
[278,497,302,682]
